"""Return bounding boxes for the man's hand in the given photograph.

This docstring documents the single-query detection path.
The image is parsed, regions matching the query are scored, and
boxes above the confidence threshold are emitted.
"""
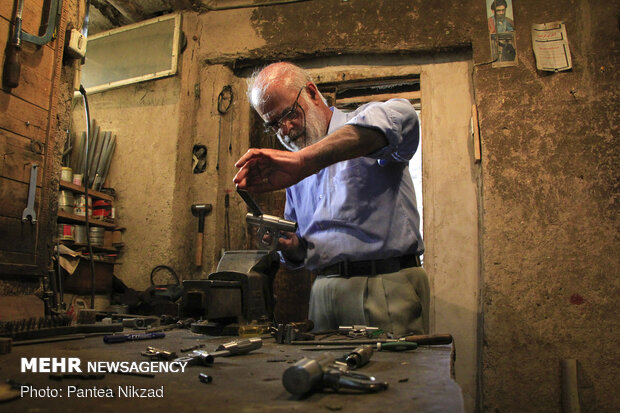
[259,230,305,262]
[233,148,309,193]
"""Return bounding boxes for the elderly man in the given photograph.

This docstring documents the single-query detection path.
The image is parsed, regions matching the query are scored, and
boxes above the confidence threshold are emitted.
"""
[234,62,428,336]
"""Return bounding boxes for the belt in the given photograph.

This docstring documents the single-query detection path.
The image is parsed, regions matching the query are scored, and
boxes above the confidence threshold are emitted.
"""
[316,254,421,277]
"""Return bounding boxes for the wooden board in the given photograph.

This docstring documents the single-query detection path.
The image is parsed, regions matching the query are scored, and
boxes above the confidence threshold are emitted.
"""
[0,130,45,184]
[0,216,37,254]
[0,177,41,219]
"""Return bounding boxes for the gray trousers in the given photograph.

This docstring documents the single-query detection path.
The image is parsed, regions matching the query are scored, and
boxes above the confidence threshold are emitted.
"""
[308,266,430,336]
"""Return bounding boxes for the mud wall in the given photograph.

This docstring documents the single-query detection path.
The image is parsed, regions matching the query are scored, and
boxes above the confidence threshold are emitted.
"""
[69,0,618,411]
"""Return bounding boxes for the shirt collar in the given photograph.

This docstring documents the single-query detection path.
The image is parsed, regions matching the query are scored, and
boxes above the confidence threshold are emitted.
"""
[327,106,346,135]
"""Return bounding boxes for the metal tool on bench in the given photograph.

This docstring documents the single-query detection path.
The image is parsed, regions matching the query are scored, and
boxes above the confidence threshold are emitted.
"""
[142,346,177,360]
[237,189,297,251]
[180,250,279,334]
[282,352,388,396]
[174,337,262,366]
[339,325,381,338]
[274,322,315,344]
[344,345,374,370]
[291,333,454,346]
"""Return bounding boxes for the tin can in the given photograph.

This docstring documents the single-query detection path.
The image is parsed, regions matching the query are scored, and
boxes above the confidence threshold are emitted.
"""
[74,225,87,244]
[58,190,74,214]
[73,173,83,187]
[57,224,75,241]
[60,167,73,182]
[89,227,105,247]
[93,199,112,220]
[74,195,92,217]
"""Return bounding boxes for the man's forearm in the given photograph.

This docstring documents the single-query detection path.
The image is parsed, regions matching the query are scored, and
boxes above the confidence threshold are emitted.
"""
[299,125,388,175]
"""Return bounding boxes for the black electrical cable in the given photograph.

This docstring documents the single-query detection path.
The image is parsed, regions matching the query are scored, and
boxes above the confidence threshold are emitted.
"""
[79,84,96,309]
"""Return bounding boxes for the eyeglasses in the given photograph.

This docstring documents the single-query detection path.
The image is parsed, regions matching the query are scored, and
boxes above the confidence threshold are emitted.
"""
[264,87,305,135]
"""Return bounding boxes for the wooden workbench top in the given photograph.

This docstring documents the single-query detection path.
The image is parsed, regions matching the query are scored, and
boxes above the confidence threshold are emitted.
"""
[0,329,464,412]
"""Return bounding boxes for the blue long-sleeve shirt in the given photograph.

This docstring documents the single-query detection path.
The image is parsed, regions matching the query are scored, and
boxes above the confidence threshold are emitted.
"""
[283,98,424,271]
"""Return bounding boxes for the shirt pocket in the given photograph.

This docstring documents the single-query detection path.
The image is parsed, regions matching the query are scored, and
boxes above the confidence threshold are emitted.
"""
[329,161,371,223]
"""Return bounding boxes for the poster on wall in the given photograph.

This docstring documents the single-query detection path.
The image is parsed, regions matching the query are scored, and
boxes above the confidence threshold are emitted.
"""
[486,0,518,67]
[531,22,572,72]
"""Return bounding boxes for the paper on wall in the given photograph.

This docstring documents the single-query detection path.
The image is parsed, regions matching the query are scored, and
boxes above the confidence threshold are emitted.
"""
[531,21,572,71]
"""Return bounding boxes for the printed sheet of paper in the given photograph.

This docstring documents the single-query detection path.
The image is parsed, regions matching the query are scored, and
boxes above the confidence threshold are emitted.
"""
[532,22,572,71]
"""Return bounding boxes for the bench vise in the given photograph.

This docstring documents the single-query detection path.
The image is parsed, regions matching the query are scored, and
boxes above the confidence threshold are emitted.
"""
[180,250,279,329]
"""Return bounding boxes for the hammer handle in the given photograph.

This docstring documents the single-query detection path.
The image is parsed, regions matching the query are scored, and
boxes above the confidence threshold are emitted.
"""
[195,232,203,266]
[403,333,453,346]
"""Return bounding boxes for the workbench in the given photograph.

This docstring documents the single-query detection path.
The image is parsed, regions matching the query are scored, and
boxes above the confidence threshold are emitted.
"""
[0,329,464,412]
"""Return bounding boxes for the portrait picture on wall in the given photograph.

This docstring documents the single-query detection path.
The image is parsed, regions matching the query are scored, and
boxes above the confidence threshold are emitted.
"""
[486,0,518,67]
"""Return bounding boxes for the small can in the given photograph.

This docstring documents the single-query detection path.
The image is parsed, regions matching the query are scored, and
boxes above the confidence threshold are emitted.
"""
[60,167,73,182]
[74,225,87,244]
[93,199,112,220]
[58,190,74,214]
[58,224,75,241]
[73,173,83,187]
[74,195,92,217]
[89,227,105,247]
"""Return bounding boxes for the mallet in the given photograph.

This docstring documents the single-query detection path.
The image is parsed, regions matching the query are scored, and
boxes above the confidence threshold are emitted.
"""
[191,204,212,266]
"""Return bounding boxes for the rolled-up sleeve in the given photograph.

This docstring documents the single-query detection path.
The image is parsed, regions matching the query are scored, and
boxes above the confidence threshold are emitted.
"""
[344,98,419,162]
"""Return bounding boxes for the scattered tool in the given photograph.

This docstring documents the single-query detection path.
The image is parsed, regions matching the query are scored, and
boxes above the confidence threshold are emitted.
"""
[191,203,213,266]
[282,353,388,396]
[344,345,374,370]
[291,333,453,346]
[274,323,315,344]
[301,341,419,352]
[141,346,177,360]
[103,332,165,344]
[339,325,381,338]
[198,373,213,384]
[174,337,263,366]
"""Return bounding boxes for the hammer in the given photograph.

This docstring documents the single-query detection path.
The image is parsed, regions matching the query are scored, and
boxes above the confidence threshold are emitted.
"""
[191,204,212,266]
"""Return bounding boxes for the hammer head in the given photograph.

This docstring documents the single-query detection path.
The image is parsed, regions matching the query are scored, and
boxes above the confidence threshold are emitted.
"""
[192,204,212,233]
[191,204,213,217]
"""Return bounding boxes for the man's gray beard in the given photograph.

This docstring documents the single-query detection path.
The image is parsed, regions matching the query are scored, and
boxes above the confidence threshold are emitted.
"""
[277,97,327,152]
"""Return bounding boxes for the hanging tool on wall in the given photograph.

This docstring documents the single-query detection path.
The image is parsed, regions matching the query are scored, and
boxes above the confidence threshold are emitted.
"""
[2,0,63,89]
[191,203,213,266]
[2,0,24,89]
[215,85,233,170]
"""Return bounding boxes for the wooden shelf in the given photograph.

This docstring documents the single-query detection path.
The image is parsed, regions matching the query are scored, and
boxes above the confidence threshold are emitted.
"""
[61,241,120,253]
[57,210,116,228]
[59,180,114,201]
